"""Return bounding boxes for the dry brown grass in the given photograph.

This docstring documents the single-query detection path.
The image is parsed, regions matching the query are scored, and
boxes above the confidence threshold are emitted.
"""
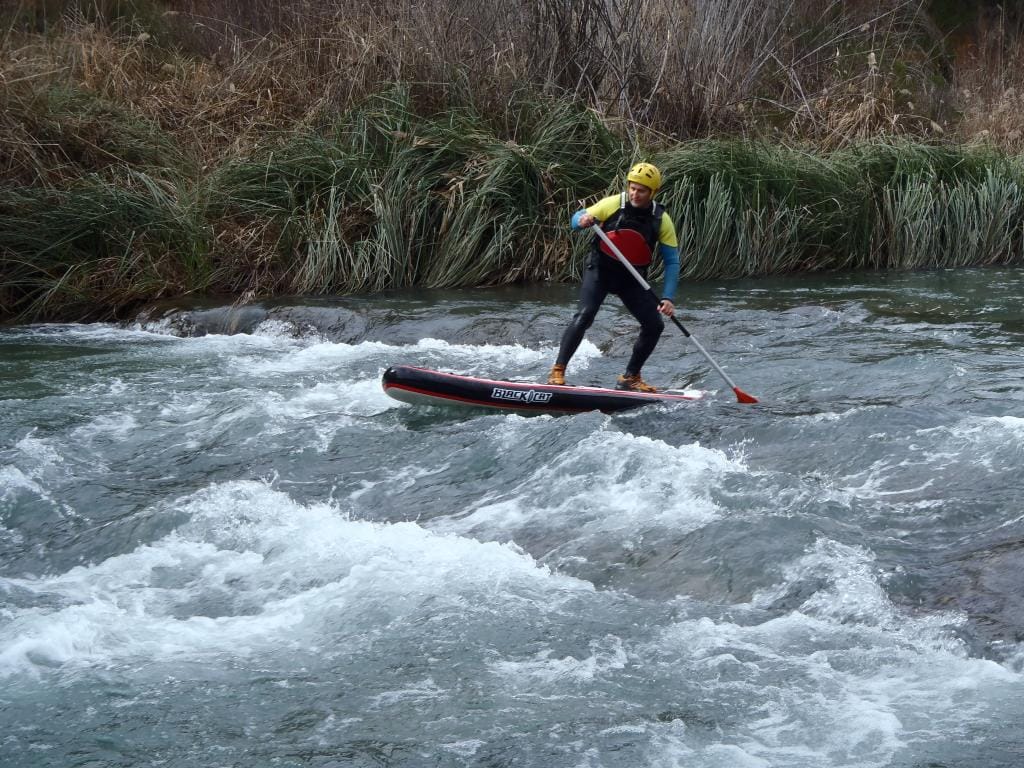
[787,49,945,150]
[950,10,1024,151]
[760,1,950,148]
[7,0,1024,163]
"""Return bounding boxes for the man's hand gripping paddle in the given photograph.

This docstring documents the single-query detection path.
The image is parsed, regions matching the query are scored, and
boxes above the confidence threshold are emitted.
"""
[591,224,759,404]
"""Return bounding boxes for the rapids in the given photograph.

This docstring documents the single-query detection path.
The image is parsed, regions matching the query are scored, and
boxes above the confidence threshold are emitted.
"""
[2,268,1023,767]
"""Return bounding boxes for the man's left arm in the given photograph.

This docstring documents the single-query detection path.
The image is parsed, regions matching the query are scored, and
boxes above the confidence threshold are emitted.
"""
[657,214,680,315]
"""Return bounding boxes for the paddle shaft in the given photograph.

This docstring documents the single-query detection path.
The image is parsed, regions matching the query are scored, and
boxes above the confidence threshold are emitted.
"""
[590,224,758,403]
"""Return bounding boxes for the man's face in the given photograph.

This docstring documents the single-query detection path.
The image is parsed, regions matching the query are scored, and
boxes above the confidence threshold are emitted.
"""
[627,182,653,207]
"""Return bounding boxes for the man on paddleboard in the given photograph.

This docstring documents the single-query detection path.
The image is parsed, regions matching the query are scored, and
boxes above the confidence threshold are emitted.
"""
[547,162,680,392]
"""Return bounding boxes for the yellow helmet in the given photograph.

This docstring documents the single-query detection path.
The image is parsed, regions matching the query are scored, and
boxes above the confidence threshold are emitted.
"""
[627,162,661,192]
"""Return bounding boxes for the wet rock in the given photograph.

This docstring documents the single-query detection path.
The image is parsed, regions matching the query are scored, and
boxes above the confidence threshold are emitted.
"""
[935,541,1024,660]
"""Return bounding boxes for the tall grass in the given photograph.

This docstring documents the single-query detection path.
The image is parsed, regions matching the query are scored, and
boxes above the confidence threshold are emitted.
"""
[0,171,210,319]
[4,2,1024,322]
[203,88,627,300]
[877,169,1024,269]
[5,88,1024,322]
[642,138,1024,284]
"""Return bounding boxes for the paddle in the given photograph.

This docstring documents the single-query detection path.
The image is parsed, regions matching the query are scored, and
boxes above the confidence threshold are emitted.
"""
[591,224,759,404]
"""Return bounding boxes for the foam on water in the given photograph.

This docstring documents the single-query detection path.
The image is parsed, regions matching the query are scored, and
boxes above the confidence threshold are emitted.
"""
[643,724,772,768]
[0,480,592,679]
[258,377,400,450]
[251,318,329,343]
[13,432,65,469]
[244,338,399,375]
[24,322,173,342]
[807,411,1024,512]
[25,322,298,358]
[69,413,139,442]
[490,635,628,686]
[922,414,1024,473]
[439,424,738,544]
[156,392,215,421]
[795,404,886,424]
[0,466,51,518]
[261,378,397,421]
[0,465,48,505]
[245,336,600,378]
[752,540,964,642]
[0,466,36,544]
[638,539,1021,768]
[1,435,75,518]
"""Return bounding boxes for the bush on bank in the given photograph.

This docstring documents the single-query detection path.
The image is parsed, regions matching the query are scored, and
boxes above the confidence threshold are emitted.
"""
[3,2,1024,321]
[4,86,1024,322]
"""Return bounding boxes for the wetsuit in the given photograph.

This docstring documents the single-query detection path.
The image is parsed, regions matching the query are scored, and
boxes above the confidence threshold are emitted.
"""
[554,194,680,375]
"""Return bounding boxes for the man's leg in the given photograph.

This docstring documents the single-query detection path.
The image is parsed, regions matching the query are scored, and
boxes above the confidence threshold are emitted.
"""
[554,264,608,368]
[616,277,664,376]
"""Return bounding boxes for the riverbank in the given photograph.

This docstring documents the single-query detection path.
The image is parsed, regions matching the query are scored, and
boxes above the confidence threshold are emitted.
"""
[3,2,1024,323]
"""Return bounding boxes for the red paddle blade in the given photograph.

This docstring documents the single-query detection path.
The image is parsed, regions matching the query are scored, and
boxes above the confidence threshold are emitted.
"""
[733,387,759,404]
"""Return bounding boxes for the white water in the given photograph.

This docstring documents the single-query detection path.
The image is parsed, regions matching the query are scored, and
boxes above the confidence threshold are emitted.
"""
[2,272,1024,767]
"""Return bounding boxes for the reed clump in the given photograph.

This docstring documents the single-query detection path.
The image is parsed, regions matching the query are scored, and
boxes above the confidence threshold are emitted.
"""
[3,1,1024,322]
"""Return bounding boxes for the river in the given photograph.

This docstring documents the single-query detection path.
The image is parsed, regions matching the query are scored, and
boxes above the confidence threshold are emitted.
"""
[1,268,1022,767]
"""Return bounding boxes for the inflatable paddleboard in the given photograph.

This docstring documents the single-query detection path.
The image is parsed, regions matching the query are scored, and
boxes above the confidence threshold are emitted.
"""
[382,365,702,414]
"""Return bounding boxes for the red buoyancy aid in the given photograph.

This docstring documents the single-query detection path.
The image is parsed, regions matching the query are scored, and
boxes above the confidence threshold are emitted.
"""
[595,193,664,267]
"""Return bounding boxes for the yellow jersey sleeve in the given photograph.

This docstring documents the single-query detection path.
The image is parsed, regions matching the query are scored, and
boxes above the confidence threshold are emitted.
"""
[586,196,622,222]
[587,195,678,248]
[659,212,678,248]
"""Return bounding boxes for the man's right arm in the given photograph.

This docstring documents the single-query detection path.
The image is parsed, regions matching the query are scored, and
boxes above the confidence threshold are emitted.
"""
[571,196,619,230]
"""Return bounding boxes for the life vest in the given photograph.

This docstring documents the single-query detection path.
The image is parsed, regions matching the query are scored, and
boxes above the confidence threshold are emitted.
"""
[594,192,664,267]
